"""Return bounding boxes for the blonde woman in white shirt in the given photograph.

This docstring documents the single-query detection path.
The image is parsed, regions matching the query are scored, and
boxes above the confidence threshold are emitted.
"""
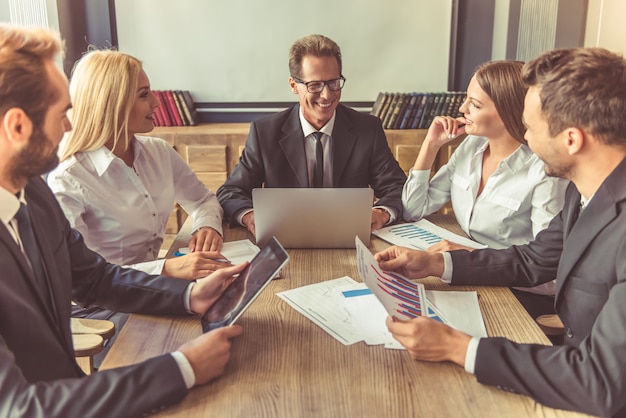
[48,50,230,280]
[402,60,568,318]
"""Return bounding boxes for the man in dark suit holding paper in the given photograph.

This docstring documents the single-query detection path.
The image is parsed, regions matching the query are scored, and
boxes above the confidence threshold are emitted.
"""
[0,24,246,417]
[217,34,406,236]
[375,47,626,417]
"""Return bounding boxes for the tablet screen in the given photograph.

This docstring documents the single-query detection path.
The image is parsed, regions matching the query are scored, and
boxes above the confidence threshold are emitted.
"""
[201,237,289,332]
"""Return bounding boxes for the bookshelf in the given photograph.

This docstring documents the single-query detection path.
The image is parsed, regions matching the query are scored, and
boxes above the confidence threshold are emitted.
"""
[152,124,463,237]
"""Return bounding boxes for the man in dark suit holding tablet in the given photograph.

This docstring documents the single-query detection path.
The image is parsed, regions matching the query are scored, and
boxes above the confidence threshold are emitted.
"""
[0,24,245,417]
[375,47,626,417]
[217,34,406,236]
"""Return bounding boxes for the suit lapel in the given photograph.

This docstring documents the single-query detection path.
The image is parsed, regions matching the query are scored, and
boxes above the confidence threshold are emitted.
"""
[331,106,357,186]
[0,218,55,316]
[555,158,626,304]
[279,106,309,187]
[28,198,61,320]
[24,179,76,357]
[555,199,616,303]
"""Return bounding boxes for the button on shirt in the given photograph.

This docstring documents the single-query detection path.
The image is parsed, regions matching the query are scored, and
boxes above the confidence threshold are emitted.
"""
[47,136,223,275]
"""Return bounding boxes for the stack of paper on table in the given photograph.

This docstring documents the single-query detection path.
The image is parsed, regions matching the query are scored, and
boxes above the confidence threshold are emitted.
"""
[277,277,487,348]
[277,276,404,348]
[372,219,487,250]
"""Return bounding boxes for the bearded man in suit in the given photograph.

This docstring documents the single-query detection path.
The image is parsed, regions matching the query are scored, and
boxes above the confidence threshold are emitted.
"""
[0,24,245,417]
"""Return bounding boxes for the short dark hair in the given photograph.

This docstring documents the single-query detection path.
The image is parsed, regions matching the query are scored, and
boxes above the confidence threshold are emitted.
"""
[289,34,342,79]
[522,47,626,146]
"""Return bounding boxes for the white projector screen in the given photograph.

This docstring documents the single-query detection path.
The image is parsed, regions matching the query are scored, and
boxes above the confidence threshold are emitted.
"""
[115,0,452,103]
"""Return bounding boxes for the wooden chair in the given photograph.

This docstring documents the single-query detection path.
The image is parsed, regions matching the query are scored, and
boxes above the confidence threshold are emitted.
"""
[71,318,115,374]
[536,314,565,345]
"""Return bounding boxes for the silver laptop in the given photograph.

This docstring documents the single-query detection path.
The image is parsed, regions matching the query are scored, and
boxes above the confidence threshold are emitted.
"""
[252,188,373,248]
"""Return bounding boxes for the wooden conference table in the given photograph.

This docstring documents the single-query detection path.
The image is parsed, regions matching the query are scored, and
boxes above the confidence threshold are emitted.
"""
[101,215,593,418]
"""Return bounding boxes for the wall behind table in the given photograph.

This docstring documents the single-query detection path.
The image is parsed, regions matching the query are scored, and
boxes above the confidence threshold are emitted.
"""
[115,0,453,104]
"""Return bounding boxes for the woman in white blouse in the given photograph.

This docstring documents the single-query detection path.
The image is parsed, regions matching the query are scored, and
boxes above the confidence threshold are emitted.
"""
[48,50,230,280]
[402,60,568,318]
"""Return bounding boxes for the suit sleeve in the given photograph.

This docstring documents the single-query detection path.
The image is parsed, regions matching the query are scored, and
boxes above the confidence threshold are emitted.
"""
[0,336,188,418]
[38,174,192,315]
[473,244,626,417]
[366,122,407,217]
[449,183,626,416]
[449,208,564,289]
[217,121,266,225]
[66,225,191,315]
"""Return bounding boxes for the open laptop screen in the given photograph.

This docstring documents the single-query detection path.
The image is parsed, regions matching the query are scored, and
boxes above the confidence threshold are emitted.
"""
[252,188,373,249]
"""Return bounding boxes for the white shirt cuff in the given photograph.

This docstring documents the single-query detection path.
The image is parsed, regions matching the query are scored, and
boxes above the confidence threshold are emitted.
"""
[464,337,481,374]
[373,206,397,224]
[184,282,195,314]
[170,351,195,389]
[440,252,453,282]
[236,209,254,227]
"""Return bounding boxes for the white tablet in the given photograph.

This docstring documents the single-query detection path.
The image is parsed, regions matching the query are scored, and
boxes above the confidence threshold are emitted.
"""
[201,237,289,332]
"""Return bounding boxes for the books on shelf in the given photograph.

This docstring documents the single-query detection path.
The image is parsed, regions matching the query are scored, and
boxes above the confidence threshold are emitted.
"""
[152,90,200,126]
[371,91,466,129]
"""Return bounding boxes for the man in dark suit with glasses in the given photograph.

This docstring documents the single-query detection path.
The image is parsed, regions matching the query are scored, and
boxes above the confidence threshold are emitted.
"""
[217,34,406,237]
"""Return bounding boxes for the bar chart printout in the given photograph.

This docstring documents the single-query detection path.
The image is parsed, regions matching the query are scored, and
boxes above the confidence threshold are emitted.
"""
[389,224,441,247]
[372,219,487,250]
[355,236,428,321]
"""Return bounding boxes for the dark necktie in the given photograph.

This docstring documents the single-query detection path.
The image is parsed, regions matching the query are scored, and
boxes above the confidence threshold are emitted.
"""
[312,131,324,188]
[14,203,48,292]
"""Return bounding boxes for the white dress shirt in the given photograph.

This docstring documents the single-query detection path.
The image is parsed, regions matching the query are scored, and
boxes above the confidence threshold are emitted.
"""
[298,109,397,222]
[403,136,568,295]
[0,187,22,248]
[47,136,223,274]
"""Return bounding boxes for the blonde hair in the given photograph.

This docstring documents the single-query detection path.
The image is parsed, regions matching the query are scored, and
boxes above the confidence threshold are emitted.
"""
[0,24,62,126]
[60,50,142,161]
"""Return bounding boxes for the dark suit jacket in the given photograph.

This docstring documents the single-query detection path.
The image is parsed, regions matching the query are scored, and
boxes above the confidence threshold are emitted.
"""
[0,177,192,417]
[217,104,407,224]
[450,157,626,417]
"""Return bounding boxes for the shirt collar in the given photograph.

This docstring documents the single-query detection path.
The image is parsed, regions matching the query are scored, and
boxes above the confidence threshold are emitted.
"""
[499,143,533,173]
[0,186,23,225]
[298,107,336,138]
[470,136,532,173]
[581,194,593,210]
[84,137,142,176]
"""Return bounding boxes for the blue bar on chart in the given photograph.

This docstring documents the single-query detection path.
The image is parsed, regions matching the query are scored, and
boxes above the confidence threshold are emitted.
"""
[388,224,442,245]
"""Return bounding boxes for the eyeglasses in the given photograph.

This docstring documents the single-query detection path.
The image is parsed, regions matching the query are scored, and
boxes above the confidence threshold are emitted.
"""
[292,75,346,93]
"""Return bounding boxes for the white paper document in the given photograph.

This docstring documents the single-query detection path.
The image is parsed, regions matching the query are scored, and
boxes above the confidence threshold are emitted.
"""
[355,236,429,321]
[276,237,487,349]
[178,239,260,265]
[372,219,487,251]
[277,277,403,348]
[426,290,487,338]
[219,240,261,265]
